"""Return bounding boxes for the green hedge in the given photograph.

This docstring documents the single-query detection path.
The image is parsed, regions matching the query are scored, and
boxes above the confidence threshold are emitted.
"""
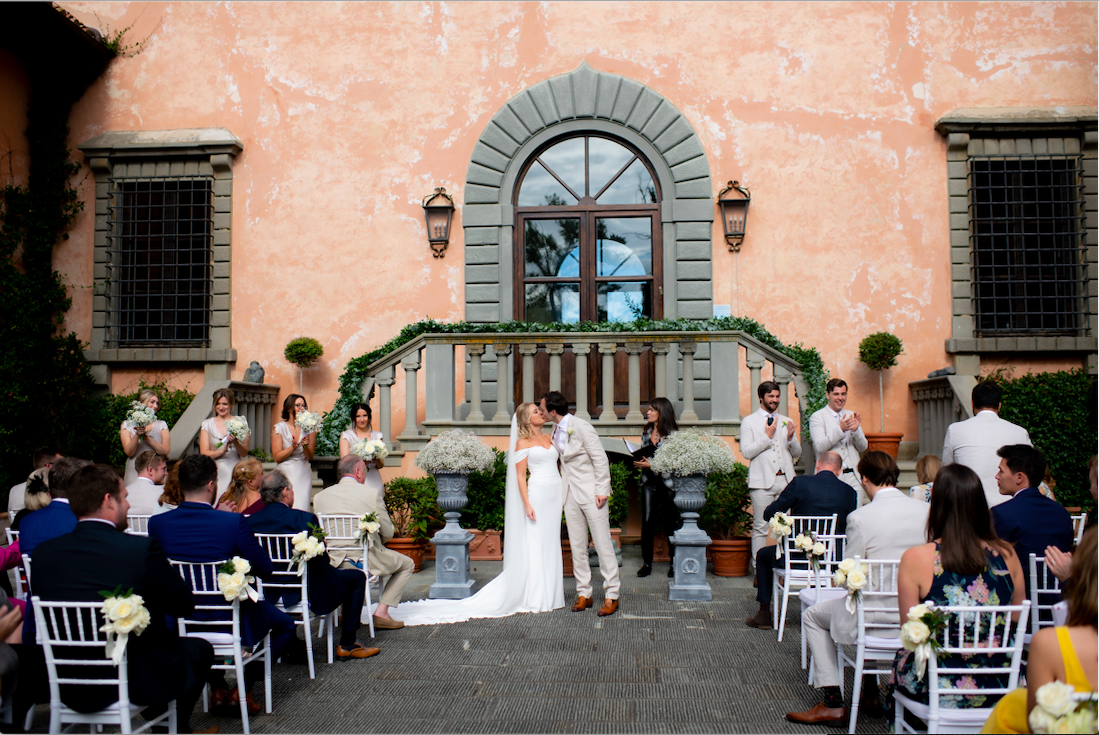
[86,379,196,469]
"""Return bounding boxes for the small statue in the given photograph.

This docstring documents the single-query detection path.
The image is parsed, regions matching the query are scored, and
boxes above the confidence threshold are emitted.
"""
[243,361,265,383]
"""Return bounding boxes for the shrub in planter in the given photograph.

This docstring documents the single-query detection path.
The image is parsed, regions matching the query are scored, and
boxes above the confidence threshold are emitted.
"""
[697,464,751,540]
[414,429,496,476]
[284,337,324,392]
[858,331,904,433]
[608,462,636,529]
[382,476,442,543]
[461,448,507,531]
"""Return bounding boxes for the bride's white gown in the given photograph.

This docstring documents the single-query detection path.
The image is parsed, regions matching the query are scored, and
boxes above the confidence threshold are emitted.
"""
[388,442,565,625]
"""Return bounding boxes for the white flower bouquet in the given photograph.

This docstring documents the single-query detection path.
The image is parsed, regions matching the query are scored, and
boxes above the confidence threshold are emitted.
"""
[355,512,381,548]
[793,532,828,572]
[217,557,259,602]
[768,512,793,558]
[648,429,737,477]
[1029,683,1098,733]
[900,602,949,681]
[126,401,157,431]
[414,429,496,475]
[98,586,151,665]
[291,525,327,575]
[294,409,322,436]
[833,558,872,613]
[216,416,250,449]
[351,438,389,462]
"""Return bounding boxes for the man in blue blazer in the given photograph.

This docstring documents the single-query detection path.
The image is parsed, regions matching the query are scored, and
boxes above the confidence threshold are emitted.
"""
[746,451,858,630]
[991,444,1073,600]
[148,454,296,714]
[247,470,378,660]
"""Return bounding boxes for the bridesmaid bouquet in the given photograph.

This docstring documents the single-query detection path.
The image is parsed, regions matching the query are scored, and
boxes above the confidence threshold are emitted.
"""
[126,401,157,430]
[294,409,322,436]
[1029,683,1097,733]
[216,416,250,449]
[98,586,151,665]
[350,438,388,462]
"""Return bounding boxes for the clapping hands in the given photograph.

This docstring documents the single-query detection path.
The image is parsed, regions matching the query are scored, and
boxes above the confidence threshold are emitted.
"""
[840,412,861,432]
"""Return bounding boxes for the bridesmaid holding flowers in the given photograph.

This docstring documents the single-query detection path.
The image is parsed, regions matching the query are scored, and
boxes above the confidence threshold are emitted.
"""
[339,402,386,495]
[272,393,317,511]
[120,388,170,486]
[199,388,251,497]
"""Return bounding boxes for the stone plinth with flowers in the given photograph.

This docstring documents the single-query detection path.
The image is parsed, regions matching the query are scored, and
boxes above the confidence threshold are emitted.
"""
[648,429,738,601]
[415,429,496,599]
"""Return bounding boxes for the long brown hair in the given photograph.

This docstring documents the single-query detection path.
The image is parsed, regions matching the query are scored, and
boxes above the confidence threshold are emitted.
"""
[219,457,263,511]
[927,463,1011,575]
[158,461,183,507]
[1067,526,1097,628]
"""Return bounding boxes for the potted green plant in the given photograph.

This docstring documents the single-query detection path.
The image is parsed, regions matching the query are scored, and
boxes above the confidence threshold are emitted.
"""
[697,464,752,577]
[284,336,324,393]
[382,476,442,572]
[461,448,506,561]
[858,331,905,458]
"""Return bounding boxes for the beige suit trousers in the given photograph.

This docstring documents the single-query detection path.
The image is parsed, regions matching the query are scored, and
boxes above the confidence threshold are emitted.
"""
[749,474,789,559]
[564,494,621,600]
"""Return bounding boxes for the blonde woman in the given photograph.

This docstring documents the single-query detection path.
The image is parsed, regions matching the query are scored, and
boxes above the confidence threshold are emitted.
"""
[908,454,942,502]
[217,457,265,516]
[199,388,251,496]
[120,388,170,485]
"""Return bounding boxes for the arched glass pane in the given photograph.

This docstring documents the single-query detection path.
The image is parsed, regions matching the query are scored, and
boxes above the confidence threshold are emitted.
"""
[589,137,636,195]
[596,159,657,205]
[596,218,652,276]
[517,162,578,206]
[538,137,586,196]
[524,219,580,278]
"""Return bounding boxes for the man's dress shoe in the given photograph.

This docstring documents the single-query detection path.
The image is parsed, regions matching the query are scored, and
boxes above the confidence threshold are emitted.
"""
[572,596,593,612]
[786,702,849,726]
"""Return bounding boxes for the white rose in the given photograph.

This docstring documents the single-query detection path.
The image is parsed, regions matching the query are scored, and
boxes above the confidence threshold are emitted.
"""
[1029,705,1058,734]
[908,603,931,621]
[845,567,867,591]
[230,572,246,588]
[1035,681,1077,719]
[1051,717,1075,735]
[812,542,826,557]
[116,606,150,635]
[102,596,124,621]
[1064,708,1098,734]
[291,531,307,545]
[837,558,857,574]
[232,557,250,574]
[901,620,930,649]
[832,570,847,586]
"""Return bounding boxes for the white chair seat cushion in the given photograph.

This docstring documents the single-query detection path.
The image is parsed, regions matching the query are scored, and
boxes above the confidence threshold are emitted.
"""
[864,634,902,650]
[799,587,846,606]
[186,632,235,647]
[895,691,994,727]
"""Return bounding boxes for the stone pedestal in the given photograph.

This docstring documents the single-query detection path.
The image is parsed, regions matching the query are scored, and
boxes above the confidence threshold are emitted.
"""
[667,474,712,601]
[429,472,477,599]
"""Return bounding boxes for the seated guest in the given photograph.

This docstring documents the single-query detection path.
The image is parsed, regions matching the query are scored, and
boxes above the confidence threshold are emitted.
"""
[907,454,941,503]
[746,451,858,630]
[991,444,1073,600]
[786,451,930,725]
[32,464,215,734]
[7,446,62,519]
[312,455,414,630]
[148,454,295,715]
[126,451,168,516]
[0,590,21,700]
[247,471,380,659]
[155,460,183,514]
[12,468,51,531]
[217,457,266,516]
[19,457,87,558]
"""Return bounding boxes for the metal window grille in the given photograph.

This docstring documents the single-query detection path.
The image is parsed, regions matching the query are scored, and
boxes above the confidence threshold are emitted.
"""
[106,177,213,346]
[969,154,1087,335]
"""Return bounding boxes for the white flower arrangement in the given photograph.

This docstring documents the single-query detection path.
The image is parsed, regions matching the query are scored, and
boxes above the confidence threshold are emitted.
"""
[291,527,327,575]
[793,532,828,572]
[294,409,322,436]
[217,557,259,602]
[125,401,157,431]
[216,416,250,449]
[647,429,737,477]
[768,512,793,558]
[351,438,389,462]
[355,512,381,548]
[98,586,151,665]
[899,602,949,681]
[1029,683,1098,733]
[414,429,496,475]
[832,558,871,614]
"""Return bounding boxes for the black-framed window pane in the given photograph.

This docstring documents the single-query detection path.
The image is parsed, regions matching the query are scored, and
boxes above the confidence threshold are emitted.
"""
[588,137,635,194]
[525,282,580,324]
[597,282,652,322]
[537,137,585,196]
[524,219,580,278]
[596,217,652,277]
[597,158,657,205]
[516,162,578,206]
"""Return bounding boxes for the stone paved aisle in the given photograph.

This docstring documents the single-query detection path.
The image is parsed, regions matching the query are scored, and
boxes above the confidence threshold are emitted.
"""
[24,546,890,734]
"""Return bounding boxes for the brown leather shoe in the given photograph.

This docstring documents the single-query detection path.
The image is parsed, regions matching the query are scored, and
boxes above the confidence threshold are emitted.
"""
[209,687,228,708]
[572,596,593,612]
[372,614,405,630]
[745,608,773,630]
[336,642,381,659]
[194,727,222,734]
[597,598,619,617]
[786,702,849,726]
[227,688,262,715]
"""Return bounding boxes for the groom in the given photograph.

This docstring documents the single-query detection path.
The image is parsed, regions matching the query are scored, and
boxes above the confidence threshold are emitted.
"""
[540,391,621,617]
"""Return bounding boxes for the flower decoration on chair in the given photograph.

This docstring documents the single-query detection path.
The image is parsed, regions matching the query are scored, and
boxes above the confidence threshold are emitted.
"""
[793,532,827,573]
[294,409,322,436]
[833,558,871,614]
[98,586,151,665]
[291,524,327,574]
[768,512,793,558]
[900,603,949,681]
[350,438,388,463]
[125,401,157,430]
[1029,683,1097,733]
[355,512,381,548]
[217,557,260,603]
[216,416,251,449]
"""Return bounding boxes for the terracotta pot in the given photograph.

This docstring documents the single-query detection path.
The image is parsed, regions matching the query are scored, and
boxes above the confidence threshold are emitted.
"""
[609,528,622,549]
[385,537,425,573]
[468,529,503,561]
[652,532,672,563]
[864,432,904,458]
[710,537,752,577]
[561,539,574,578]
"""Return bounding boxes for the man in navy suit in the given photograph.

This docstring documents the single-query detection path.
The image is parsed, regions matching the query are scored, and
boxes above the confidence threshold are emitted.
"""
[148,454,296,714]
[746,451,858,630]
[247,471,379,660]
[32,464,214,733]
[991,444,1073,600]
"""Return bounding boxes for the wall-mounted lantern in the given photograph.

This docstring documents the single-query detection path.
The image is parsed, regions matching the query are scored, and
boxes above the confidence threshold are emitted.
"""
[716,180,751,252]
[423,187,455,258]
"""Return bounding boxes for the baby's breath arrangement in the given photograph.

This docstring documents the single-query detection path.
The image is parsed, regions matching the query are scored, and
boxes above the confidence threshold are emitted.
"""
[648,429,737,477]
[415,430,496,475]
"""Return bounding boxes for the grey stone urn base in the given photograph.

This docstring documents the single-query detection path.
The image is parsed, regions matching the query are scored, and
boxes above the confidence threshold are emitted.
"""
[429,531,477,599]
[667,474,713,601]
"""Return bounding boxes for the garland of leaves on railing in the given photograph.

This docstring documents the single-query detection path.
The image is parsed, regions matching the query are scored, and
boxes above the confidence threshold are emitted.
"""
[316,316,828,455]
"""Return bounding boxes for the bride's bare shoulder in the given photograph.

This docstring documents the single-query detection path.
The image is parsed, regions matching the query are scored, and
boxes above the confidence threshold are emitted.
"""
[515,437,532,449]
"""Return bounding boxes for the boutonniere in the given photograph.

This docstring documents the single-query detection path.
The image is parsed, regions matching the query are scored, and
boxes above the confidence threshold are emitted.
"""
[566,428,575,440]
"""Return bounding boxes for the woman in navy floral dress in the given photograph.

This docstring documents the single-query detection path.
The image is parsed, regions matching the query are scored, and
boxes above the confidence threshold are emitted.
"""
[888,464,1025,717]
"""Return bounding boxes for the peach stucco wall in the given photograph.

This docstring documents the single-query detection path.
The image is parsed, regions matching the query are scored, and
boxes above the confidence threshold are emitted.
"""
[0,47,31,194]
[51,2,1097,442]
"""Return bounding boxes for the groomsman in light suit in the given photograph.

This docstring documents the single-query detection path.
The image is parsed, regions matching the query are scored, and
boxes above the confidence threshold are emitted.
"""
[809,378,869,504]
[740,381,801,560]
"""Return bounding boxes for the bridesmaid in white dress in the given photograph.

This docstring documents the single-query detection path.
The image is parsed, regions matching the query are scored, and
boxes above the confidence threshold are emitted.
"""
[120,388,170,486]
[271,393,316,512]
[338,402,385,495]
[199,388,251,498]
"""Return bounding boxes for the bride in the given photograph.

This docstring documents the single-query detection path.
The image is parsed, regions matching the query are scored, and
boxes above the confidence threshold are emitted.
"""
[388,402,565,625]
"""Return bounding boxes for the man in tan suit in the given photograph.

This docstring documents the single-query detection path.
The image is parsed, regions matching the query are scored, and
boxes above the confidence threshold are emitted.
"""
[313,455,412,630]
[809,378,869,504]
[541,391,621,617]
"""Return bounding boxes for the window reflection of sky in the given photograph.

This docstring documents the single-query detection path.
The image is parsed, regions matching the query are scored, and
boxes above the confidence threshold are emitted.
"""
[597,218,651,276]
[589,138,635,194]
[538,137,585,196]
[599,283,648,322]
[517,162,577,206]
[597,160,655,205]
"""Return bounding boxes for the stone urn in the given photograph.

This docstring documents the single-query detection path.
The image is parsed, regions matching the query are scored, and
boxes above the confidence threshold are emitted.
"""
[668,474,712,601]
[428,472,476,599]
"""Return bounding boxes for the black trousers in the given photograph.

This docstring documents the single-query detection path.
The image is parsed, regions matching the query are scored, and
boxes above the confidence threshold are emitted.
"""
[639,479,679,565]
[754,545,781,607]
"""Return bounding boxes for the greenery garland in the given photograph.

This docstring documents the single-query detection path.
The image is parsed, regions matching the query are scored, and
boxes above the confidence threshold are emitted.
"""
[317,316,827,455]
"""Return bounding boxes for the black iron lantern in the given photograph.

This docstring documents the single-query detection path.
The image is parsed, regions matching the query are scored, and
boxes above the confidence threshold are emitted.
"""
[422,187,455,257]
[716,180,751,252]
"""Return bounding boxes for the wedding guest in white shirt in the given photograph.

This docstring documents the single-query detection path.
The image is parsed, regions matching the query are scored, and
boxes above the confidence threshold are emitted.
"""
[809,378,868,504]
[740,381,801,560]
[7,446,61,518]
[125,451,168,516]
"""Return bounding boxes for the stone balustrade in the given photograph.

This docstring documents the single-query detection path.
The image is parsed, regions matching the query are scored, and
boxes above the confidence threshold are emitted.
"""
[908,374,978,459]
[170,380,281,460]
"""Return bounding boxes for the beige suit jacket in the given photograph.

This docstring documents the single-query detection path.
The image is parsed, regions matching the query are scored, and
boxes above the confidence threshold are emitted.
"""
[740,408,801,489]
[555,414,610,506]
[809,407,868,476]
[941,410,1031,508]
[313,476,404,576]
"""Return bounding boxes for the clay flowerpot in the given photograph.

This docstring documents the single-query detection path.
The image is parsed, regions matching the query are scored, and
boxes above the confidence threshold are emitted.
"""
[709,537,752,577]
[468,529,503,561]
[561,539,574,578]
[385,537,425,573]
[652,532,672,563]
[864,432,904,459]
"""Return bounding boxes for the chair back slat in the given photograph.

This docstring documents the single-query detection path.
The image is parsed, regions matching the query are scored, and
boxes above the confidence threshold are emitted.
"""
[32,598,128,688]
[1028,554,1062,635]
[927,602,1031,701]
[125,515,151,536]
[169,559,243,639]
[851,558,902,633]
[253,533,311,607]
[1071,513,1087,546]
[781,515,839,581]
[317,514,361,541]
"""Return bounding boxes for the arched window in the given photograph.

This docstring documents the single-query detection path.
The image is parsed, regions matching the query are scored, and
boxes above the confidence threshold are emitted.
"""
[515,134,662,323]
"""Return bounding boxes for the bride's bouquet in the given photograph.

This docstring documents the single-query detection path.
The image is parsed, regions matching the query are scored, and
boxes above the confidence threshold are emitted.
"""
[351,438,388,462]
[126,401,157,431]
[217,416,250,449]
[294,409,322,436]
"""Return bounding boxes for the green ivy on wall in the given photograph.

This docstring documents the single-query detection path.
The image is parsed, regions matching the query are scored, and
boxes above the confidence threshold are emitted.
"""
[316,316,827,455]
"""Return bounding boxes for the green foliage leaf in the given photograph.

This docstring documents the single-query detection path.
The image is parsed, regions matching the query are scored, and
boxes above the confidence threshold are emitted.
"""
[697,463,751,540]
[608,462,636,529]
[383,476,443,543]
[461,449,507,531]
[858,332,904,372]
[284,337,324,369]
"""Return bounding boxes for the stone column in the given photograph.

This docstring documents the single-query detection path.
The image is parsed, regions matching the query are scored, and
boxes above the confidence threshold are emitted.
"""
[518,344,538,405]
[377,367,396,452]
[668,474,712,601]
[625,343,644,422]
[573,342,592,420]
[467,344,486,422]
[429,473,476,599]
[652,343,669,402]
[598,342,617,423]
[774,364,793,418]
[679,342,699,421]
[745,348,765,410]
[492,343,512,422]
[399,353,423,440]
[546,343,564,392]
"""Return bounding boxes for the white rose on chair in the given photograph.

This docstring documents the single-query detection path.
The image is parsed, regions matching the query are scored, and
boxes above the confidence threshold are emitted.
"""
[768,512,793,558]
[832,558,870,614]
[355,512,381,548]
[793,533,827,572]
[99,587,151,665]
[1029,682,1098,733]
[218,557,259,602]
[291,526,327,575]
[900,603,949,682]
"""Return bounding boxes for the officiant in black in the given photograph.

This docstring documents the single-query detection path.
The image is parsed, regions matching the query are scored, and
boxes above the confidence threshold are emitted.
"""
[631,397,681,578]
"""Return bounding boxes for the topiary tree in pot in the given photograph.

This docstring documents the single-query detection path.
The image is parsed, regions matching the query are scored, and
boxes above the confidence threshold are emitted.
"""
[284,337,324,393]
[858,331,905,456]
